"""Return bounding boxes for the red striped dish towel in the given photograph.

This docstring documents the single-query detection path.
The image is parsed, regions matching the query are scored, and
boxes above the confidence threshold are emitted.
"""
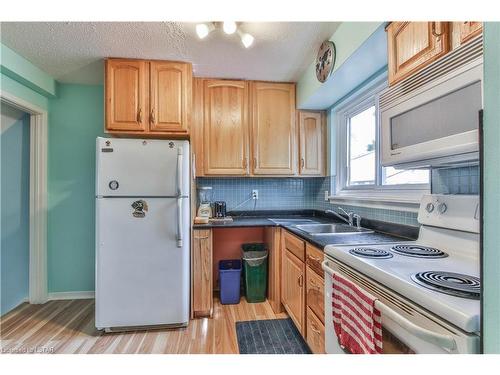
[332,272,383,354]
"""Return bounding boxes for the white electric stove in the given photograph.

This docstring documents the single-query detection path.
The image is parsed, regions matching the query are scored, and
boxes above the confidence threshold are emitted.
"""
[323,194,481,354]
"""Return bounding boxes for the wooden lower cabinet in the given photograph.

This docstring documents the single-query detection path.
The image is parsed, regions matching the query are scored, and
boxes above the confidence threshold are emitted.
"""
[192,229,213,317]
[306,307,325,354]
[283,230,305,261]
[281,247,305,335]
[306,264,324,324]
[266,227,284,314]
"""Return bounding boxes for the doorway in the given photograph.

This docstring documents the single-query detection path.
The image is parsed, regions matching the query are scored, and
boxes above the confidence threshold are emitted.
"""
[1,102,30,314]
[0,91,48,314]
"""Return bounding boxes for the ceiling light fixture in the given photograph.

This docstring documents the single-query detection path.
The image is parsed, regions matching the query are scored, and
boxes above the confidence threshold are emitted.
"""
[238,31,255,48]
[222,21,237,35]
[196,22,215,39]
[196,22,254,48]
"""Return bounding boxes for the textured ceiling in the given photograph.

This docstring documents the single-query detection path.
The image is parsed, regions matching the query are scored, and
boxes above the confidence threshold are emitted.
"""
[0,22,340,85]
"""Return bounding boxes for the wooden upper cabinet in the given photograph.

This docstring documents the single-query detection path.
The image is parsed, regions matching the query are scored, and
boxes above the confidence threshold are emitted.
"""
[192,78,205,177]
[251,82,296,175]
[298,111,325,176]
[149,61,192,134]
[386,22,450,86]
[457,22,483,45]
[105,59,148,132]
[204,80,249,175]
[105,58,192,136]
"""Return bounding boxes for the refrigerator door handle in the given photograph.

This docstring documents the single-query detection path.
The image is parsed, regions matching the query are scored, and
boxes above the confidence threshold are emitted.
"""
[176,147,183,248]
[177,197,183,248]
[177,147,183,197]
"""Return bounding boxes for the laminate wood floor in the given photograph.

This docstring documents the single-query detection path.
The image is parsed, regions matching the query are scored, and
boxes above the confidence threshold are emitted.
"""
[0,297,288,354]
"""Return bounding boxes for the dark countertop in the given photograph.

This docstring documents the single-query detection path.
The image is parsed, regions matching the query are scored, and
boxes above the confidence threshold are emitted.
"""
[193,210,419,250]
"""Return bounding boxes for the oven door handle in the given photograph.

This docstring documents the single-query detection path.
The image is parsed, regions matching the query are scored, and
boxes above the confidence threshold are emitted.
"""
[321,260,457,351]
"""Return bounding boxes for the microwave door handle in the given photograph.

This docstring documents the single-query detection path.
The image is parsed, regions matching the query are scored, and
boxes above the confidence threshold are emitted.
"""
[374,301,456,351]
[321,261,456,351]
[176,147,183,248]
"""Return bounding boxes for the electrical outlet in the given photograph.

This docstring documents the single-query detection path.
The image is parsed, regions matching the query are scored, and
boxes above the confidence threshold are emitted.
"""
[252,190,259,200]
[324,190,329,201]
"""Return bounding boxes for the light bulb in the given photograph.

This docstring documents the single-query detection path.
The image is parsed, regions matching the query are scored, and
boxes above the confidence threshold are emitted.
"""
[196,23,214,39]
[240,33,254,48]
[223,21,237,35]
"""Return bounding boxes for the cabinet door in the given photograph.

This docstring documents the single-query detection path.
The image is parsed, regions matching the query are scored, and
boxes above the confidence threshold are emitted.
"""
[306,307,325,354]
[105,59,148,132]
[251,82,296,175]
[387,22,450,86]
[192,229,212,317]
[192,78,204,176]
[282,248,305,335]
[149,61,192,134]
[458,22,482,44]
[298,111,325,176]
[203,80,249,175]
[306,265,324,324]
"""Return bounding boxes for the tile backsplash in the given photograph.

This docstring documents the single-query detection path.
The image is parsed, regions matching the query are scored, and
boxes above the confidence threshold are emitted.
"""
[197,166,479,228]
[431,166,479,195]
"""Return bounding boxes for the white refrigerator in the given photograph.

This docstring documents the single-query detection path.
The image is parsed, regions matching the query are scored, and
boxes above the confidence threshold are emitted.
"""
[95,137,190,331]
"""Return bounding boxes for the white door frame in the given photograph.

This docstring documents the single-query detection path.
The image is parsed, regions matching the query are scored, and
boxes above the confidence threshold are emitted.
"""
[1,90,48,304]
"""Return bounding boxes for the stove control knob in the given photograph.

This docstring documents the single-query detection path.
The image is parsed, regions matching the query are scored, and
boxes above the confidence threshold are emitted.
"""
[425,203,435,213]
[438,203,447,214]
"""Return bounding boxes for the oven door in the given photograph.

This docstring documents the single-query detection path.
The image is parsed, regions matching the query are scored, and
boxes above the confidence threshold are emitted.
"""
[322,257,479,354]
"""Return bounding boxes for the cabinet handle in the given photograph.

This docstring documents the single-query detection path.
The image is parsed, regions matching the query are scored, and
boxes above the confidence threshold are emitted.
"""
[307,255,321,262]
[298,274,303,287]
[242,158,248,169]
[309,279,321,290]
[431,22,445,37]
[253,158,257,170]
[301,158,305,169]
[310,324,321,334]
[137,108,143,123]
[150,108,155,125]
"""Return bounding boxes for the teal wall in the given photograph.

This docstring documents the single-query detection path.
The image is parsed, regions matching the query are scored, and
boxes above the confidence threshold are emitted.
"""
[1,43,57,98]
[47,83,104,293]
[482,22,500,354]
[1,73,49,110]
[1,104,30,314]
[297,22,383,108]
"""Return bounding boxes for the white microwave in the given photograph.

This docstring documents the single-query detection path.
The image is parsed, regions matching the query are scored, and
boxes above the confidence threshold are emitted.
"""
[380,57,483,169]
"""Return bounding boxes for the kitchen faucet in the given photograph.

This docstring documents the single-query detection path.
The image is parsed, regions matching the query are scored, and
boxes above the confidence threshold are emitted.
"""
[325,207,362,229]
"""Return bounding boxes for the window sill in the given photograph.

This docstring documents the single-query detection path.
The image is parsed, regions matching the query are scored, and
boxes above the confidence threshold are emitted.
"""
[328,189,427,212]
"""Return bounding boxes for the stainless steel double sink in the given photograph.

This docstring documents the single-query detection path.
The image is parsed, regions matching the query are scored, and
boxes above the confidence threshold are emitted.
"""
[268,219,373,236]
[294,223,373,236]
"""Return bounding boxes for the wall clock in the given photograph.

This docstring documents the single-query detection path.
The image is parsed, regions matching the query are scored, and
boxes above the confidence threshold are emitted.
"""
[315,41,336,83]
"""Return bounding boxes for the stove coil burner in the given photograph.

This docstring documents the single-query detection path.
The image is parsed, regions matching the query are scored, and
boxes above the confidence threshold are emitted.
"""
[391,245,448,258]
[349,247,393,259]
[411,271,480,299]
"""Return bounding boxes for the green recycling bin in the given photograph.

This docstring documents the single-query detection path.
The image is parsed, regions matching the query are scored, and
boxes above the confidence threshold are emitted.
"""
[242,243,268,303]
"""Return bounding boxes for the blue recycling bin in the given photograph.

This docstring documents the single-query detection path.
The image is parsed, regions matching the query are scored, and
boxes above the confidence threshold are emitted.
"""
[219,259,242,305]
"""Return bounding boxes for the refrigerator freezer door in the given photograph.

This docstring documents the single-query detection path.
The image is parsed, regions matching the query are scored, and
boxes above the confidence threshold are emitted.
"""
[96,137,190,197]
[95,197,190,329]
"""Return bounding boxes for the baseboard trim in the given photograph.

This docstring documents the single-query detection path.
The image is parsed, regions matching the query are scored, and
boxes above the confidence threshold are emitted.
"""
[48,291,95,300]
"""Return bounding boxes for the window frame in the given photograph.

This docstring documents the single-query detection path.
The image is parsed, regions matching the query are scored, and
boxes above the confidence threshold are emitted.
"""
[332,75,430,205]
